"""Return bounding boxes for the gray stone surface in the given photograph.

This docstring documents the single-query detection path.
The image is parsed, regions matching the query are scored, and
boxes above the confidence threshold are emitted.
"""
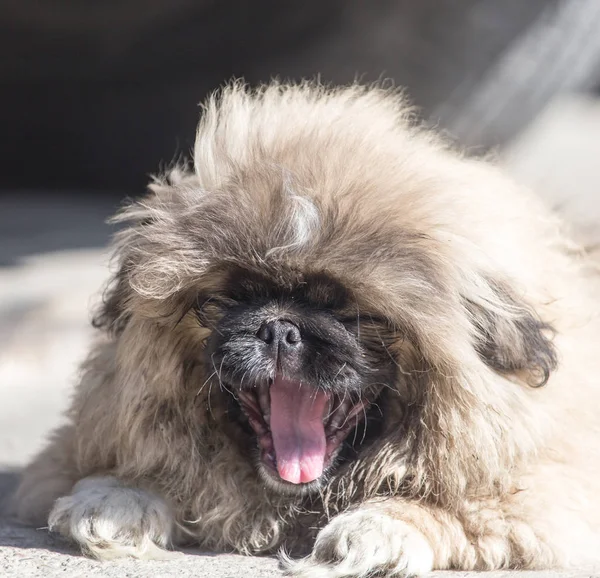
[0,519,282,578]
[0,518,598,578]
[1,96,600,576]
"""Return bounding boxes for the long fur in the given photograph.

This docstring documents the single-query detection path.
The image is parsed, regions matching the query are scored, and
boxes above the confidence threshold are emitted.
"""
[12,82,600,575]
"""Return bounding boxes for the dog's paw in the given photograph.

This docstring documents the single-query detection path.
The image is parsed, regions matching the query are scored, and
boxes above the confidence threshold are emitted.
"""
[48,476,178,560]
[281,509,434,577]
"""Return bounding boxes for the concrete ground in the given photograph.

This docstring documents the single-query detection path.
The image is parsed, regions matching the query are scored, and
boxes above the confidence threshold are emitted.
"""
[1,96,600,576]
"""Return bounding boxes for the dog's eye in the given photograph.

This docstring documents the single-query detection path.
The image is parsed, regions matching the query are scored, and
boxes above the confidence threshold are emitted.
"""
[193,294,236,324]
[197,295,236,310]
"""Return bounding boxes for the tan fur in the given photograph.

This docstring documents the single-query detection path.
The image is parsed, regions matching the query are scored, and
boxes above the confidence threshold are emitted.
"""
[12,82,600,575]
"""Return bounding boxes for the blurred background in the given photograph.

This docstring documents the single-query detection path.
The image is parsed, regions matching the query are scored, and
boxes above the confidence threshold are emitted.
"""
[1,0,600,496]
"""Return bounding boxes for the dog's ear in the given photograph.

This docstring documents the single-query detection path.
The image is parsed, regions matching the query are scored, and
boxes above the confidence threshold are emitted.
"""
[92,165,203,335]
[92,267,132,334]
[464,279,557,386]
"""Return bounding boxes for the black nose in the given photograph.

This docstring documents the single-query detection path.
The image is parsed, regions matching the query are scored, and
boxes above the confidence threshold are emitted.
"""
[257,320,302,351]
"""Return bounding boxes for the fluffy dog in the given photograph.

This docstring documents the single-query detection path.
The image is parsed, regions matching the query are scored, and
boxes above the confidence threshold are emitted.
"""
[13,82,600,576]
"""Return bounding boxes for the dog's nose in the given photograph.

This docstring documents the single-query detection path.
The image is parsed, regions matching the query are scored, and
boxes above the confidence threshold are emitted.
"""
[257,320,302,351]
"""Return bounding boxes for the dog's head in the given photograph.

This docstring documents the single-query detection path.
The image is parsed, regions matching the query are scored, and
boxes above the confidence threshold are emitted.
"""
[197,264,397,491]
[95,84,557,503]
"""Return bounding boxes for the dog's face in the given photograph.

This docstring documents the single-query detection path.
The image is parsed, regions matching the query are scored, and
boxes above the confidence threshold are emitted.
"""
[97,85,558,504]
[200,266,396,491]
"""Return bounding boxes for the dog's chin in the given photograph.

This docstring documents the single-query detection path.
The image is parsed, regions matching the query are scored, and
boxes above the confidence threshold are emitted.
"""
[256,461,329,496]
[232,376,371,494]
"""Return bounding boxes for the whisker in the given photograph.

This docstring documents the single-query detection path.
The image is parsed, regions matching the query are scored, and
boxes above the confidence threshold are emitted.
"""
[220,381,235,397]
[370,400,384,417]
[324,386,351,421]
[218,356,226,388]
[333,362,347,381]
[210,353,225,395]
[368,380,400,396]
[360,403,368,445]
[207,380,215,419]
[196,371,217,397]
[239,370,249,390]
[351,419,359,446]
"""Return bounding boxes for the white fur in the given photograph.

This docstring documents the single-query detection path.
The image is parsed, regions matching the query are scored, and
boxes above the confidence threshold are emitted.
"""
[48,476,177,560]
[266,179,320,257]
[281,509,434,577]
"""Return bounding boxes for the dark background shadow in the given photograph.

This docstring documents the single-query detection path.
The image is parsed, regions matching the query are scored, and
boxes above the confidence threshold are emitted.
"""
[0,471,19,504]
[4,0,596,195]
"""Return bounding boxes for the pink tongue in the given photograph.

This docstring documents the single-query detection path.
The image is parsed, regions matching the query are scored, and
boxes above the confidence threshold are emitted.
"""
[269,377,328,484]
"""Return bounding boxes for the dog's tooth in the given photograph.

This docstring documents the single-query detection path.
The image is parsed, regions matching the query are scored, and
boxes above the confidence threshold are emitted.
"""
[328,407,345,429]
[338,397,353,414]
[248,417,268,436]
[347,399,369,420]
[258,434,272,449]
[265,452,276,468]
[238,390,254,405]
[327,397,352,430]
[328,414,344,430]
[326,397,370,432]
[257,382,271,423]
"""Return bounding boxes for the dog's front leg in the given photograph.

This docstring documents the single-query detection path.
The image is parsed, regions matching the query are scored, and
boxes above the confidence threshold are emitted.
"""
[282,495,562,577]
[48,476,178,560]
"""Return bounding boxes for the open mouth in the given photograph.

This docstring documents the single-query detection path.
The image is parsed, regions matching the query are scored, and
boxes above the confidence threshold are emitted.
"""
[236,377,370,485]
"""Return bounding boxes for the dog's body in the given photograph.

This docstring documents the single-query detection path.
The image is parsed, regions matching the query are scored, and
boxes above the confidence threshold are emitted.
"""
[13,83,600,576]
